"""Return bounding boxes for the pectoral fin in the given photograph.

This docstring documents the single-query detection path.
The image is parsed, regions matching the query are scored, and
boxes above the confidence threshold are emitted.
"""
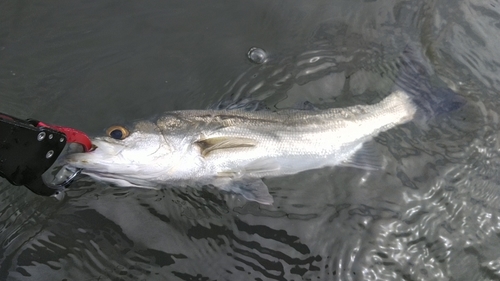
[234,179,274,205]
[212,177,273,205]
[195,137,257,157]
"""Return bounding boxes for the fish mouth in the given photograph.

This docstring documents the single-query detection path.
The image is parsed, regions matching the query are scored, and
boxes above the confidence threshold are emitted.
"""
[65,153,106,171]
[65,139,124,168]
[65,152,89,167]
[65,149,118,172]
[76,168,158,188]
[64,143,158,188]
[65,152,136,186]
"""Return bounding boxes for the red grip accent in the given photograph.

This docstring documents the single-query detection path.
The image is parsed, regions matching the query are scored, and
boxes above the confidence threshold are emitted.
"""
[37,122,93,152]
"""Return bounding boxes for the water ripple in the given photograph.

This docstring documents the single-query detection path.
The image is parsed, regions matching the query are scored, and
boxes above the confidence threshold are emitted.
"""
[2,0,500,280]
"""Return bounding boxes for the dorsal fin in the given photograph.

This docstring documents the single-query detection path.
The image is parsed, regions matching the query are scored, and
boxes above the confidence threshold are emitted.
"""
[195,137,257,157]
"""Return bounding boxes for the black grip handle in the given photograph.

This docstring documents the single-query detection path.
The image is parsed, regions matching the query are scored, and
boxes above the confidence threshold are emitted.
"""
[0,114,67,196]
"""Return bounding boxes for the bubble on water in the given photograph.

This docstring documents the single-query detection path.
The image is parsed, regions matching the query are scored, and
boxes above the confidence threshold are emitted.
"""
[247,47,267,64]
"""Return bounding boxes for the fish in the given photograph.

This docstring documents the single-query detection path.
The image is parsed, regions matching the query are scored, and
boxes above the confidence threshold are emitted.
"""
[66,89,418,204]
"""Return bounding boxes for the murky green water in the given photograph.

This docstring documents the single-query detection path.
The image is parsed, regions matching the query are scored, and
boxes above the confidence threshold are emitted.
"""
[1,0,500,280]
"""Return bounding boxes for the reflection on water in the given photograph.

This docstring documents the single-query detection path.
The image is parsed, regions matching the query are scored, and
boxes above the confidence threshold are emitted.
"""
[1,0,500,280]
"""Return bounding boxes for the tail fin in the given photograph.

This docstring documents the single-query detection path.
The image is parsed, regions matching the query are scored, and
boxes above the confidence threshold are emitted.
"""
[392,46,465,118]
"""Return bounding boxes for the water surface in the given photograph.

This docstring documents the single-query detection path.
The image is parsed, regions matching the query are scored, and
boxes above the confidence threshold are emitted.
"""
[1,0,500,280]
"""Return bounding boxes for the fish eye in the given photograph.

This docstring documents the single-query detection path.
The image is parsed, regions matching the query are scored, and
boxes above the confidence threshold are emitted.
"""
[106,125,130,140]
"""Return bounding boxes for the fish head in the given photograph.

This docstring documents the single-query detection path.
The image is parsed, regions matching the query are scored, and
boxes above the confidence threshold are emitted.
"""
[66,120,174,186]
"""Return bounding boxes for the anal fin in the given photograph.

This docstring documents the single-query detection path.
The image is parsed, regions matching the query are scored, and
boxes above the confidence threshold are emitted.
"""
[340,142,386,170]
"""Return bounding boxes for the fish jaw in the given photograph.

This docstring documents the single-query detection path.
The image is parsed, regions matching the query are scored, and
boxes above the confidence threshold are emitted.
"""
[67,139,127,171]
[66,135,175,185]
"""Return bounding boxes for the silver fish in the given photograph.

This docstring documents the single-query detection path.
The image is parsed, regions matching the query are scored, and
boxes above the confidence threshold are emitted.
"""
[67,90,416,204]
